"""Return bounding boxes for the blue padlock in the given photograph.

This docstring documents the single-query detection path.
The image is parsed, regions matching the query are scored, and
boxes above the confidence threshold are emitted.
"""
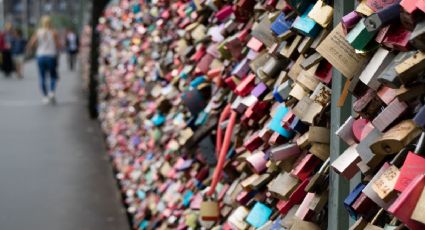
[268,105,293,139]
[292,5,321,37]
[271,12,292,36]
[152,113,165,126]
[246,202,273,228]
[344,183,366,220]
[273,87,285,103]
[182,190,193,207]
[190,76,206,88]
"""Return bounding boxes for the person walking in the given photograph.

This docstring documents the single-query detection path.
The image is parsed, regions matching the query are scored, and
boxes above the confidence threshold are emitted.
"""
[27,16,61,104]
[10,28,26,79]
[1,22,14,77]
[65,28,79,71]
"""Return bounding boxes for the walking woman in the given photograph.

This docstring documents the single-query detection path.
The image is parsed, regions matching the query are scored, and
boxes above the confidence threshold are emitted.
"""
[27,16,60,104]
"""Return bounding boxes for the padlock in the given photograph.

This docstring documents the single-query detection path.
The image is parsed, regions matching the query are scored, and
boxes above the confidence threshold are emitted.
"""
[411,185,425,225]
[269,143,301,162]
[296,64,320,91]
[342,11,362,34]
[344,183,366,219]
[350,217,369,230]
[243,132,264,152]
[289,219,320,230]
[246,151,268,174]
[309,143,329,161]
[352,192,380,220]
[400,0,420,13]
[295,192,316,220]
[377,86,397,105]
[308,189,328,213]
[356,128,384,168]
[257,56,287,81]
[371,98,408,132]
[358,47,394,91]
[377,51,416,89]
[372,147,410,202]
[366,0,400,12]
[353,89,385,120]
[200,193,219,221]
[305,158,330,193]
[228,206,250,230]
[346,18,378,51]
[268,172,300,200]
[271,12,292,36]
[251,16,278,48]
[279,35,303,59]
[307,126,330,144]
[292,4,321,37]
[388,174,425,230]
[246,202,273,228]
[364,3,401,32]
[291,153,321,181]
[276,178,310,215]
[268,105,293,139]
[336,116,357,145]
[382,23,411,51]
[394,132,425,192]
[370,120,421,156]
[251,83,270,100]
[364,208,385,230]
[331,144,362,180]
[352,118,369,143]
[395,50,425,85]
[307,0,333,28]
[395,84,425,102]
[301,53,322,70]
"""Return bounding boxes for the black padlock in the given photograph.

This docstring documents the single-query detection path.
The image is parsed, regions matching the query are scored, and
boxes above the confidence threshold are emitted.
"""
[364,3,401,32]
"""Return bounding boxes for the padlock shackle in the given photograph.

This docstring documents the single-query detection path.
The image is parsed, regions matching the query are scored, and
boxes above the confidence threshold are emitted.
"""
[414,132,425,155]
[216,104,232,158]
[208,108,238,196]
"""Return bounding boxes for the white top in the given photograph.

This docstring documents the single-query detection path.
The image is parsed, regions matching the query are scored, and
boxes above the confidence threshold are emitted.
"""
[66,32,78,51]
[36,29,57,57]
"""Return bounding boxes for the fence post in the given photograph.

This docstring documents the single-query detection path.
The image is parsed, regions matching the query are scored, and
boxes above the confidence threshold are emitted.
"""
[328,1,355,229]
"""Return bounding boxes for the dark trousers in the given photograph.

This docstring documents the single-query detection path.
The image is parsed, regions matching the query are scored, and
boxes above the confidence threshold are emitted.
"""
[1,49,13,76]
[37,56,58,96]
[67,51,77,71]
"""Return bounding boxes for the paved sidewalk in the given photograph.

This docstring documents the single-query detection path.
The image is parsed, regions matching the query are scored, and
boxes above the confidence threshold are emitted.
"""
[0,55,129,230]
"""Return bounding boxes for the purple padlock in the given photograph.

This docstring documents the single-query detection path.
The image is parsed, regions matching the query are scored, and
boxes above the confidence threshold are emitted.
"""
[251,82,269,99]
[341,11,361,34]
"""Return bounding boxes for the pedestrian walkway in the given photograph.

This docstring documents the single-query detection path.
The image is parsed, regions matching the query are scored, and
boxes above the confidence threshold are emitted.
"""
[0,56,129,230]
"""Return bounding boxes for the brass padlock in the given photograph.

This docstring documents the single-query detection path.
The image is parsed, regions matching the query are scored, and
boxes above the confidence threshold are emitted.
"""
[372,146,412,202]
[364,208,385,230]
[200,195,220,221]
[307,0,333,28]
[370,119,421,156]
[268,172,300,200]
[305,158,330,193]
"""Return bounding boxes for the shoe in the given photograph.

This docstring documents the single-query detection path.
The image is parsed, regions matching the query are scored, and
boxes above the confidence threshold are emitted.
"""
[42,97,49,104]
[48,92,56,104]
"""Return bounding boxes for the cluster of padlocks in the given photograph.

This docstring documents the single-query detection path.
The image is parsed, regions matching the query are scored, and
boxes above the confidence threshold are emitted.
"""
[96,0,425,229]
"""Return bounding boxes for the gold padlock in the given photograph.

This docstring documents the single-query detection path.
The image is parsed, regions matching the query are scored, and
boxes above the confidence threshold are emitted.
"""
[200,199,220,221]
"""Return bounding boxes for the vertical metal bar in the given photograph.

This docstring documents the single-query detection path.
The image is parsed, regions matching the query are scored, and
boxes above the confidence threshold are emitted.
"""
[328,1,355,230]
